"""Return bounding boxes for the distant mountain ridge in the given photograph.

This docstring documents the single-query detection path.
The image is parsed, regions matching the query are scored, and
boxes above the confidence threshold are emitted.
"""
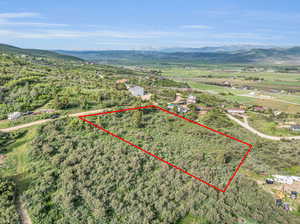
[1,43,300,65]
[56,46,300,65]
[159,45,276,53]
[0,43,83,61]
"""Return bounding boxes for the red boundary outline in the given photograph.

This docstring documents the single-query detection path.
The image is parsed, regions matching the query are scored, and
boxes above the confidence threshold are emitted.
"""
[78,105,252,192]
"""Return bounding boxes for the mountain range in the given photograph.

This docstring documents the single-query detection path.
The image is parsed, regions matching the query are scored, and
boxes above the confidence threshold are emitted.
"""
[1,43,300,65]
[57,47,300,65]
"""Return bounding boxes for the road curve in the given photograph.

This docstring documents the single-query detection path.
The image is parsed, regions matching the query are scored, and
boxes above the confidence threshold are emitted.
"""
[0,109,105,132]
[226,114,300,141]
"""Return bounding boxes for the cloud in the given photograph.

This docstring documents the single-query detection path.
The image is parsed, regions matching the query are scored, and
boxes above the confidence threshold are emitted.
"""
[181,25,212,29]
[0,12,40,19]
[0,21,69,27]
[0,12,69,27]
[0,29,175,39]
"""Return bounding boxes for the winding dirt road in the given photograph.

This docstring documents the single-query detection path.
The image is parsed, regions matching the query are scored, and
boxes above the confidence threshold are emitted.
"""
[226,114,300,141]
[1,108,300,141]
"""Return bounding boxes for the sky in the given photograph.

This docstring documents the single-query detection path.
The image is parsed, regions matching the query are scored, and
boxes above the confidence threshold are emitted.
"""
[0,0,300,50]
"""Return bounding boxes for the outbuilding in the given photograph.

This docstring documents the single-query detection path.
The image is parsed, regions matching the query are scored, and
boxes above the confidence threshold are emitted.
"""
[8,112,22,120]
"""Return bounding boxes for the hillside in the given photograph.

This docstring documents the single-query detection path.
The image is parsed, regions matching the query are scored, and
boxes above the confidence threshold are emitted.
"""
[0,51,299,224]
[0,43,83,61]
[57,47,300,65]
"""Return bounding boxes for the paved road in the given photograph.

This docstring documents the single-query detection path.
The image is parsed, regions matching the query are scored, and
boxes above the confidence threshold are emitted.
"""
[226,114,300,141]
[0,109,105,132]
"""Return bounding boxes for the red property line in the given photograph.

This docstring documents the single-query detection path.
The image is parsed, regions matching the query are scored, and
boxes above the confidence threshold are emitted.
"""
[78,105,252,192]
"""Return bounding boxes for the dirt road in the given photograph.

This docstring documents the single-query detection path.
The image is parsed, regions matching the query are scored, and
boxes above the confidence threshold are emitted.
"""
[0,119,51,132]
[2,108,300,141]
[226,114,300,141]
[0,109,105,132]
[17,197,32,224]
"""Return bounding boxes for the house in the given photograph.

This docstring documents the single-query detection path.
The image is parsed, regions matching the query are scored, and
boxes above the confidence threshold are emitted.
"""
[128,86,144,97]
[272,175,300,184]
[116,79,128,84]
[266,178,274,184]
[274,111,282,116]
[222,81,231,87]
[283,203,290,211]
[275,199,282,207]
[290,125,300,132]
[291,191,298,199]
[167,104,175,110]
[141,94,152,101]
[254,106,265,112]
[226,108,245,114]
[196,106,213,112]
[186,95,196,104]
[177,105,189,113]
[8,112,22,120]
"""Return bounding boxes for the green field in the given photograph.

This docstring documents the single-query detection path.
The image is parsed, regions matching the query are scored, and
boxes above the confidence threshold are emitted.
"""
[161,67,300,112]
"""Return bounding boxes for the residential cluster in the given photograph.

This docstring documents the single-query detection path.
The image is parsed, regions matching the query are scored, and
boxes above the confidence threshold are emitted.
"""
[265,175,300,211]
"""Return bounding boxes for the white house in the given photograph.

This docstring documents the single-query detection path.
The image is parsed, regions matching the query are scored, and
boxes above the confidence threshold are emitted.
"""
[226,108,245,114]
[128,86,144,97]
[272,175,300,184]
[187,95,196,104]
[8,112,22,120]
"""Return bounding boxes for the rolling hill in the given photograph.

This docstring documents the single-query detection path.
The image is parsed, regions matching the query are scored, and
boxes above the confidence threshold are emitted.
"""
[0,43,83,61]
